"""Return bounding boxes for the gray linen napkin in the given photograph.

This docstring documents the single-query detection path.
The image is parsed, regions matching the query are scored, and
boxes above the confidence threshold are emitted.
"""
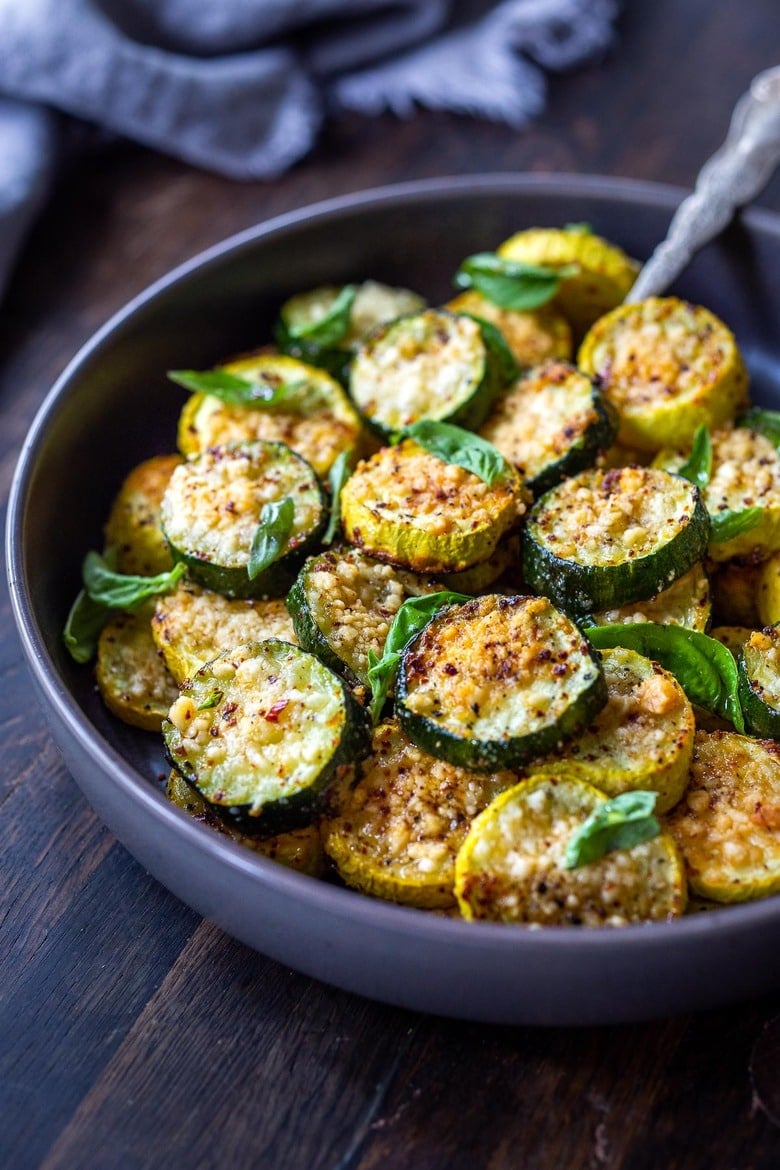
[0,0,618,298]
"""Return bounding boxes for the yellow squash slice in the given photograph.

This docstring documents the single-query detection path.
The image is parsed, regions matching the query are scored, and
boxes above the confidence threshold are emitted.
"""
[445,290,572,367]
[96,604,180,731]
[104,453,181,576]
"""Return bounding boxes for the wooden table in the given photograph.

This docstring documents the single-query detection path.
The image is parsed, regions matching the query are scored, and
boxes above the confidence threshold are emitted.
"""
[3,3,780,1166]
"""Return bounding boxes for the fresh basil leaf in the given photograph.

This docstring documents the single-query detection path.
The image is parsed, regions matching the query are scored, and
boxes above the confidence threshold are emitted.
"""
[677,425,712,489]
[83,552,186,611]
[710,505,765,543]
[323,450,353,545]
[563,222,593,235]
[287,284,358,347]
[63,589,112,664]
[563,791,661,869]
[402,419,513,488]
[168,368,305,408]
[737,407,780,449]
[454,252,579,311]
[248,497,295,579]
[585,622,745,733]
[462,314,519,386]
[367,590,471,723]
[197,690,223,711]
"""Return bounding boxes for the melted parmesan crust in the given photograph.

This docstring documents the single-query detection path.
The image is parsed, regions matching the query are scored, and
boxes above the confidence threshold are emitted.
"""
[96,605,180,731]
[664,730,780,901]
[152,581,297,683]
[578,297,748,451]
[529,466,698,566]
[322,721,513,907]
[104,453,181,576]
[455,773,685,926]
[350,310,487,431]
[446,291,572,367]
[401,594,601,743]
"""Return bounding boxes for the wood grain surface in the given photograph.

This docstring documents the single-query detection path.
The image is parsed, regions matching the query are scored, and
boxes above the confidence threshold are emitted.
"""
[3,3,780,1167]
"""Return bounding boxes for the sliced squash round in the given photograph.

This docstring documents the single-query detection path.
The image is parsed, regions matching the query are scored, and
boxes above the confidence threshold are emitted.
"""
[445,290,572,368]
[349,309,505,438]
[738,626,780,738]
[322,721,514,908]
[160,440,326,599]
[577,297,749,452]
[455,771,686,926]
[341,438,525,573]
[523,465,710,614]
[542,647,695,813]
[397,593,607,772]
[96,604,180,731]
[152,580,297,683]
[478,360,618,495]
[164,640,371,836]
[591,562,711,633]
[104,453,181,576]
[664,730,780,902]
[176,353,364,476]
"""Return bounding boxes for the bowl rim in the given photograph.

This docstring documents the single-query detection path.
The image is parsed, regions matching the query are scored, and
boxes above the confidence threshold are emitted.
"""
[8,170,780,960]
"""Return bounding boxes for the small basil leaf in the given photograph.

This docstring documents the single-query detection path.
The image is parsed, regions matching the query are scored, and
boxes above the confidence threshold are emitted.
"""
[563,791,661,869]
[287,284,358,347]
[197,690,223,711]
[367,590,472,724]
[248,497,295,579]
[323,450,353,545]
[563,222,593,235]
[710,506,765,543]
[63,589,112,663]
[737,407,780,449]
[454,252,579,311]
[585,622,745,733]
[677,425,712,489]
[168,368,305,408]
[402,419,514,488]
[83,552,186,611]
[462,314,519,385]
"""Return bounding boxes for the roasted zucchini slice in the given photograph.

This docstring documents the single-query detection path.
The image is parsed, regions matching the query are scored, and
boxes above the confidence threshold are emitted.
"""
[591,562,711,632]
[104,453,181,576]
[544,647,695,813]
[96,604,180,731]
[341,438,524,573]
[445,290,573,368]
[478,360,618,495]
[160,440,326,599]
[523,466,710,614]
[165,770,325,875]
[164,640,371,836]
[496,225,640,340]
[738,626,780,738]
[664,730,780,902]
[397,593,607,772]
[578,297,749,453]
[349,309,505,438]
[275,280,426,381]
[455,772,685,926]
[152,580,297,683]
[176,353,364,476]
[322,721,514,908]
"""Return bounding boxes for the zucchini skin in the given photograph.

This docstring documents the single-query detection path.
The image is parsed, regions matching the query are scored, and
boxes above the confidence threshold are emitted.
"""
[738,628,780,739]
[523,467,711,615]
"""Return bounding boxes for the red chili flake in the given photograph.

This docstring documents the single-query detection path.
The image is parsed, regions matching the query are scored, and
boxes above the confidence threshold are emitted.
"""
[264,700,289,722]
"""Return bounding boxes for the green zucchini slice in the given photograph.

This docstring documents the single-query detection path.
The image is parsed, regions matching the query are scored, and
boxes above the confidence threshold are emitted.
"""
[164,640,371,836]
[543,647,695,813]
[152,580,297,683]
[275,280,426,382]
[578,297,749,453]
[591,562,711,633]
[160,440,327,599]
[322,721,514,908]
[478,360,618,495]
[177,353,365,477]
[349,309,505,439]
[738,626,780,738]
[523,466,710,614]
[96,604,180,732]
[396,593,607,772]
[445,290,572,368]
[455,772,686,926]
[104,453,182,576]
[664,730,780,902]
[341,438,524,573]
[165,771,326,875]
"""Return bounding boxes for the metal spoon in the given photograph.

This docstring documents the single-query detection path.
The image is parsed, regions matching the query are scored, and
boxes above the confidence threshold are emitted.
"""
[626,65,780,302]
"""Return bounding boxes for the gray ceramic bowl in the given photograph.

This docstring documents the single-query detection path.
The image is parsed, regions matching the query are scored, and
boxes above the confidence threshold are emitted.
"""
[8,174,780,1026]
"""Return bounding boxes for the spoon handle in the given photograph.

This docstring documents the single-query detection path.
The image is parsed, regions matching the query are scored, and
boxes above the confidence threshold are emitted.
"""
[626,66,780,303]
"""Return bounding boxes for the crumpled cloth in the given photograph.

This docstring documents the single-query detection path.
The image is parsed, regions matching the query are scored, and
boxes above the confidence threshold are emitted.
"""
[0,0,618,296]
